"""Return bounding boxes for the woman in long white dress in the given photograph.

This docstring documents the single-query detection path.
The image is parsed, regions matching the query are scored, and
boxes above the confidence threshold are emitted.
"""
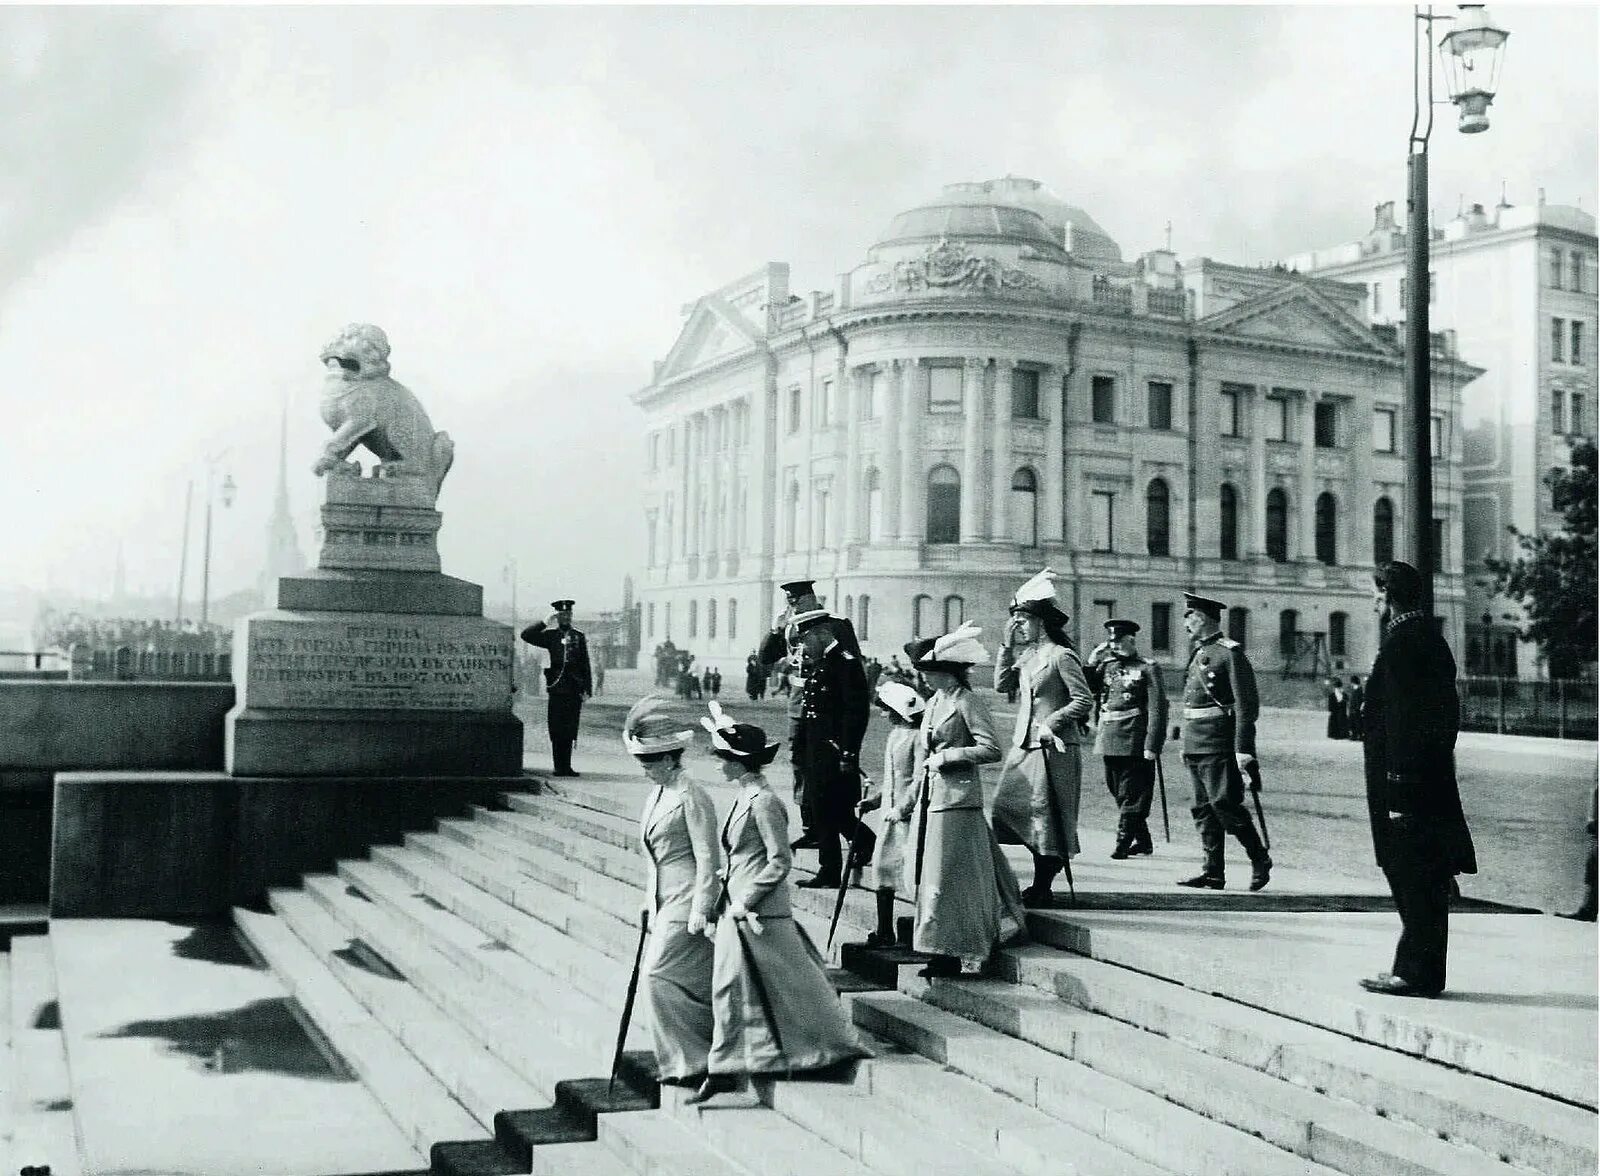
[621,696,721,1086]
[860,681,926,947]
[689,704,868,1104]
[896,625,1029,979]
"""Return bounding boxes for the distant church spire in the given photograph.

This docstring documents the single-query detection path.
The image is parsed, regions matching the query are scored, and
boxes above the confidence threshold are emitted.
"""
[260,395,306,602]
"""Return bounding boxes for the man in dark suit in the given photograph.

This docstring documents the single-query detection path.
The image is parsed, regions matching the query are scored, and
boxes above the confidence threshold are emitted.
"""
[758,578,873,887]
[521,600,592,778]
[1360,561,1477,998]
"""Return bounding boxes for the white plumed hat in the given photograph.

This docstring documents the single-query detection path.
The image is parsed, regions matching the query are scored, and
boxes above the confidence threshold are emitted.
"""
[919,621,990,667]
[621,695,694,757]
[1009,568,1069,624]
[874,681,927,723]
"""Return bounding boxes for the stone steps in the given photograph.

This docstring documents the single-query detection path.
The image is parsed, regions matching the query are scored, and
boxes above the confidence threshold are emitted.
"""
[6,935,81,1176]
[913,974,1526,1176]
[997,942,1597,1176]
[233,905,486,1156]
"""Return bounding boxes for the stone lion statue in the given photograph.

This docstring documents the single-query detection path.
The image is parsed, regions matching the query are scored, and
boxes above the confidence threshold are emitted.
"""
[313,323,455,500]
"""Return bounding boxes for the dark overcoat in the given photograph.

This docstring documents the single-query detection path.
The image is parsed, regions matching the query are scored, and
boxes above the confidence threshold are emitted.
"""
[1362,613,1477,875]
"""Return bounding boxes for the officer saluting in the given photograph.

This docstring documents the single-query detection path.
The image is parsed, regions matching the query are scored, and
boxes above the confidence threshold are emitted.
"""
[757,579,873,889]
[1085,619,1168,859]
[1177,592,1271,891]
[521,600,592,778]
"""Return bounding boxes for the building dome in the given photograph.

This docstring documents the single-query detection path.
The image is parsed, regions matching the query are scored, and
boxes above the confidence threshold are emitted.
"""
[874,199,1064,254]
[931,177,1124,265]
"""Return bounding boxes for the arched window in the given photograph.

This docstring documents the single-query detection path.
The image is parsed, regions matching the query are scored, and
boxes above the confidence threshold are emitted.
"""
[864,468,883,542]
[1011,467,1038,546]
[688,599,698,638]
[727,598,737,641]
[859,595,871,641]
[707,598,717,639]
[927,465,961,544]
[1329,610,1348,658]
[1315,492,1338,565]
[1266,487,1289,562]
[943,594,965,631]
[1219,483,1238,560]
[1146,477,1171,557]
[1373,496,1395,566]
[1278,609,1298,659]
[1227,605,1249,648]
[912,594,933,638]
[784,482,799,553]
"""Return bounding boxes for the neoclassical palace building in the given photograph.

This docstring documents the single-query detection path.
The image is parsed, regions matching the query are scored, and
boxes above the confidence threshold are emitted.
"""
[632,177,1479,675]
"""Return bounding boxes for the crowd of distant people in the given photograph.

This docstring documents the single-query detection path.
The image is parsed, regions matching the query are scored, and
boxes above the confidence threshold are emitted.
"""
[37,613,231,656]
[1326,675,1366,740]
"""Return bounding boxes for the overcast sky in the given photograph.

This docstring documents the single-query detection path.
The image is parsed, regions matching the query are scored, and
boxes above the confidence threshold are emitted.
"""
[3,4,1595,612]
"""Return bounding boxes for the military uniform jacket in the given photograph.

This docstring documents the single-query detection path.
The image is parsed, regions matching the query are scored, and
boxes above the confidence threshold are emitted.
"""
[521,622,592,695]
[1086,655,1169,758]
[758,615,869,753]
[1180,634,1258,757]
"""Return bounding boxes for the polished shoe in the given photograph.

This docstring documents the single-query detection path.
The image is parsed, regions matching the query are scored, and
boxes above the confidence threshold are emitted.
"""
[1177,872,1225,890]
[552,768,580,778]
[1249,856,1272,892]
[917,955,961,980]
[863,930,896,949]
[1358,973,1442,998]
[1109,841,1133,860]
[1129,842,1154,857]
[682,1074,739,1104]
[1019,884,1055,909]
[796,873,841,890]
[791,831,820,850]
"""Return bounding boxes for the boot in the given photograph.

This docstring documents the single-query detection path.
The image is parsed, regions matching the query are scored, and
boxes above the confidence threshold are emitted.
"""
[1249,854,1273,892]
[1130,819,1155,856]
[683,1074,739,1105]
[1021,855,1060,907]
[1177,871,1225,889]
[895,915,915,949]
[865,888,897,948]
[917,954,961,980]
[1110,821,1135,860]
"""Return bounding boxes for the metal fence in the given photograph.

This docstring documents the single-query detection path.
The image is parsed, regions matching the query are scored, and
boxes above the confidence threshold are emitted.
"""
[1458,677,1597,740]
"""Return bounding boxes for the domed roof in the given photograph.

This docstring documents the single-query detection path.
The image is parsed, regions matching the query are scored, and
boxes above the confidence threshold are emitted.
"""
[879,177,1124,265]
[875,200,1065,254]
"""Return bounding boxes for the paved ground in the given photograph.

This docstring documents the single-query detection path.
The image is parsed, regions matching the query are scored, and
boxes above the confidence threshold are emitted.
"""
[521,669,1598,914]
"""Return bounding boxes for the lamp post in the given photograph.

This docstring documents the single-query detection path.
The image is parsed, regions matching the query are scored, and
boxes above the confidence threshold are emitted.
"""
[199,458,237,626]
[1406,3,1509,615]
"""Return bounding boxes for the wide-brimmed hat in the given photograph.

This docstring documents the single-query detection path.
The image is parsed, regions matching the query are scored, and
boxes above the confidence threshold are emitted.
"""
[1009,568,1069,627]
[621,695,694,757]
[909,622,990,671]
[874,681,926,724]
[700,701,781,767]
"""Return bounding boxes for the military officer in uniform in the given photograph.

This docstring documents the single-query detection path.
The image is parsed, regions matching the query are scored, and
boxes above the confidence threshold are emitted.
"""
[757,579,873,889]
[1176,592,1271,891]
[1085,619,1168,859]
[521,600,592,778]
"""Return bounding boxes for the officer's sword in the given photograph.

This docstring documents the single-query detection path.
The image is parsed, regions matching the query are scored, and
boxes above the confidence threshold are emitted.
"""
[1245,761,1270,851]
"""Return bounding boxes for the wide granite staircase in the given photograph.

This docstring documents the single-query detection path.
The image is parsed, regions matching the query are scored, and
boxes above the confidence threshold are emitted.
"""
[205,776,1594,1176]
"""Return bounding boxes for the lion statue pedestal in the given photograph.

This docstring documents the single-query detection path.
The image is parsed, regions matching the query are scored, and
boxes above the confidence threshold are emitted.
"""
[224,324,523,778]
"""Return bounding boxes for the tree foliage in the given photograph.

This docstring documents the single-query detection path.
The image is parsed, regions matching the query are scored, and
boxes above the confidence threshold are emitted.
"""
[1485,440,1597,678]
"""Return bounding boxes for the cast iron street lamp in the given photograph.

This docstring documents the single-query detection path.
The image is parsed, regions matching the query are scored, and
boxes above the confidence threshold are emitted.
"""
[199,457,237,626]
[1406,3,1509,614]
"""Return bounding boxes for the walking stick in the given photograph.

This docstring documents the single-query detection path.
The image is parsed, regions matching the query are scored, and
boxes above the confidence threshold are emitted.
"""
[608,909,650,1097]
[1155,755,1171,842]
[1060,844,1076,905]
[1245,761,1270,851]
[827,792,872,953]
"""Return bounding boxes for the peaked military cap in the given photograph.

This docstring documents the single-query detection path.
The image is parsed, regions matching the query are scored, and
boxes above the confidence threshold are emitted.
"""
[1182,591,1225,618]
[551,599,575,610]
[779,579,817,598]
[1104,618,1141,636]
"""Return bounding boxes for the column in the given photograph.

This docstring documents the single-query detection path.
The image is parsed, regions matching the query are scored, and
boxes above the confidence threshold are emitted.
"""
[753,374,777,561]
[1248,389,1268,556]
[991,359,1016,541]
[1351,381,1376,569]
[898,359,925,540]
[680,416,693,558]
[882,363,903,540]
[1300,391,1319,560]
[959,357,985,544]
[841,359,862,544]
[1041,364,1065,543]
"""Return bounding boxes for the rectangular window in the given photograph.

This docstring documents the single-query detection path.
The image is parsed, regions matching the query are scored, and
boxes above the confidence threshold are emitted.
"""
[787,386,802,433]
[1091,491,1114,551]
[1091,376,1116,424]
[1432,517,1446,571]
[1553,390,1566,434]
[867,370,884,419]
[1572,321,1585,367]
[1571,251,1586,294]
[1011,368,1041,419]
[647,602,656,637]
[1550,247,1565,289]
[1147,381,1174,430]
[816,379,833,429]
[1093,598,1117,627]
[1220,384,1246,437]
[1374,408,1396,453]
[1371,283,1382,316]
[928,365,963,414]
[1552,317,1565,364]
[1572,393,1586,436]
[1266,395,1289,442]
[1314,400,1338,448]
[1150,602,1172,652]
[1431,414,1444,459]
[668,430,677,465]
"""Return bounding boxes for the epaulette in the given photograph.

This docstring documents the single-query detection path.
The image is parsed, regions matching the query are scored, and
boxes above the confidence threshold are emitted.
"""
[1218,637,1241,650]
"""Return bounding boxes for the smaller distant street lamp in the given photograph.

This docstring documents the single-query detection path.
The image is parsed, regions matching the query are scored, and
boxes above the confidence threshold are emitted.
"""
[199,459,237,627]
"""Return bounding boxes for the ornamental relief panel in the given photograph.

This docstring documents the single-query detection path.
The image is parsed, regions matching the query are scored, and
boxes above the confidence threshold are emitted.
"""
[1268,449,1301,474]
[1313,452,1348,477]
[864,238,1051,298]
[924,418,963,449]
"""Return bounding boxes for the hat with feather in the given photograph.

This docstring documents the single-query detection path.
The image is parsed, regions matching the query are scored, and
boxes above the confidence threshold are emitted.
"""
[908,621,990,671]
[621,694,694,758]
[874,680,927,724]
[1008,568,1070,627]
[699,700,782,767]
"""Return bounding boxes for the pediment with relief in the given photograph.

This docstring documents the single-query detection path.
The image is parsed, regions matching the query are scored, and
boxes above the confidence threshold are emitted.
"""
[1203,285,1388,355]
[656,296,762,382]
